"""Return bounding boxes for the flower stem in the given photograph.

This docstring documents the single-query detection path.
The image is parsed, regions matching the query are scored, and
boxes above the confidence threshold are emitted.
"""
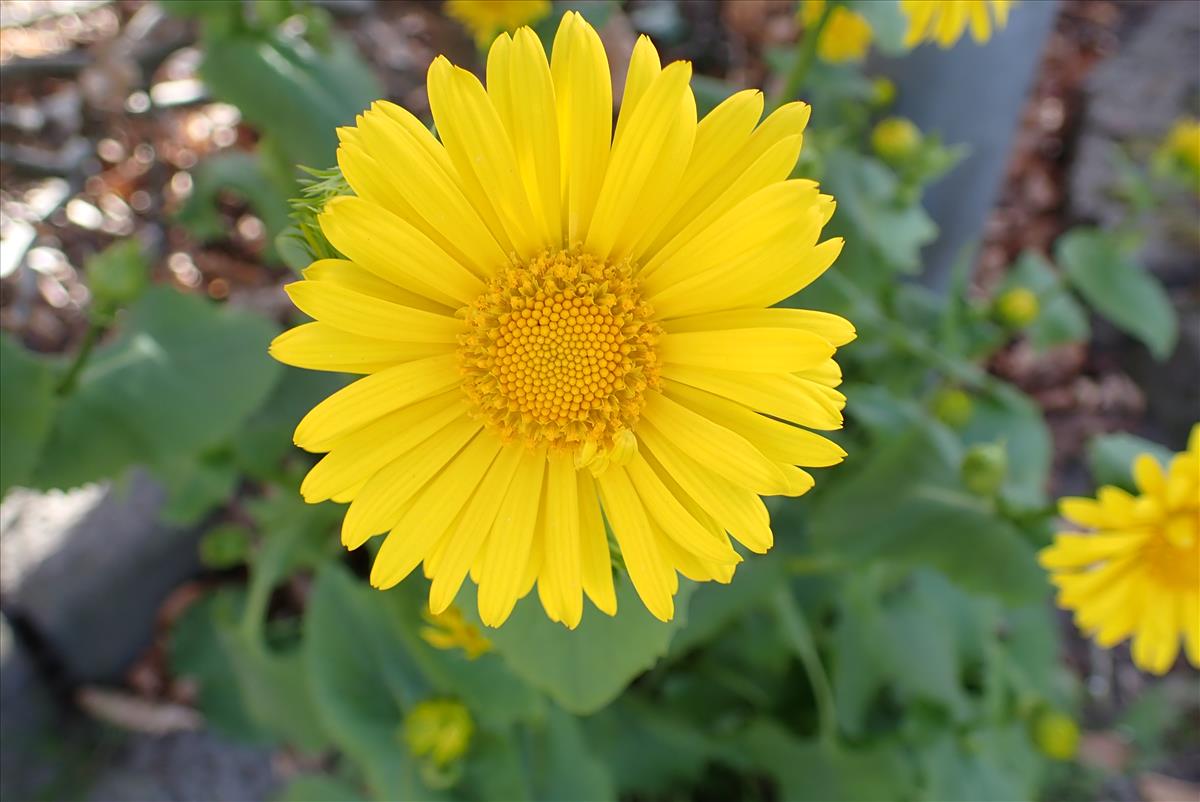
[55,320,105,396]
[769,0,834,111]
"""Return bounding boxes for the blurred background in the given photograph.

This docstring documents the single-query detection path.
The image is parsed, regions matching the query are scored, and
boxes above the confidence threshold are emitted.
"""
[1,1,1198,801]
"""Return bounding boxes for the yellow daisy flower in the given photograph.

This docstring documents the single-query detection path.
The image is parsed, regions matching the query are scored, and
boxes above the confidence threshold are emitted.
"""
[1040,425,1200,675]
[799,0,873,63]
[901,0,1013,49]
[444,0,551,48]
[270,12,851,629]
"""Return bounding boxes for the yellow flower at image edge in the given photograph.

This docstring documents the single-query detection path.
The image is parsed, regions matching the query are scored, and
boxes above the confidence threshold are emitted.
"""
[1040,425,1200,675]
[800,0,873,63]
[901,0,1013,49]
[445,0,550,47]
[270,12,852,629]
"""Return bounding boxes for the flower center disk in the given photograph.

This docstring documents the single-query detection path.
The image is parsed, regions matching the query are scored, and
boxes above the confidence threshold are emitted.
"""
[458,248,661,453]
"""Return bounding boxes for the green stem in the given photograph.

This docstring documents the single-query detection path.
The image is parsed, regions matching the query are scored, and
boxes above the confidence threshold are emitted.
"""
[771,588,838,748]
[56,320,105,395]
[769,0,834,111]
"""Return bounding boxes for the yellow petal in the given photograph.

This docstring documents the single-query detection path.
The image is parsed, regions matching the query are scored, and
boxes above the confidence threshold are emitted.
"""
[340,103,510,275]
[661,307,855,347]
[664,380,846,467]
[659,327,833,373]
[625,452,742,564]
[320,197,484,307]
[596,467,676,622]
[269,323,452,374]
[638,422,773,553]
[294,354,462,450]
[340,415,481,548]
[285,281,463,343]
[550,11,611,244]
[371,431,503,589]
[487,29,563,248]
[477,448,546,627]
[543,453,584,628]
[586,61,696,260]
[428,444,526,615]
[661,364,845,430]
[1037,532,1142,570]
[578,471,617,615]
[304,258,453,314]
[300,391,468,503]
[613,35,662,144]
[641,392,792,495]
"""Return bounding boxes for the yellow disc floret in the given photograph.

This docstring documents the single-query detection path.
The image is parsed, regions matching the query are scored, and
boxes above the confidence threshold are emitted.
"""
[458,248,661,456]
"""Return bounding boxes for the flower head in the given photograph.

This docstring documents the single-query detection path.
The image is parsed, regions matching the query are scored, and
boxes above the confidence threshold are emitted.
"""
[871,116,922,162]
[420,606,492,659]
[445,0,550,48]
[270,12,851,628]
[799,0,873,63]
[1040,425,1200,675]
[1154,117,1200,192]
[994,286,1039,328]
[901,0,1013,49]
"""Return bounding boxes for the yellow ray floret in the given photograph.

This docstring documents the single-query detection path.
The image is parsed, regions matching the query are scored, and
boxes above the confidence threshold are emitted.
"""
[270,12,853,628]
[900,0,1013,49]
[1040,425,1200,675]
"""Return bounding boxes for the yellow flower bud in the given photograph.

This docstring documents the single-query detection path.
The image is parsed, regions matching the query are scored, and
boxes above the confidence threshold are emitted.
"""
[871,117,921,162]
[994,287,1040,328]
[932,388,973,429]
[1032,710,1080,761]
[871,77,896,107]
[402,699,474,768]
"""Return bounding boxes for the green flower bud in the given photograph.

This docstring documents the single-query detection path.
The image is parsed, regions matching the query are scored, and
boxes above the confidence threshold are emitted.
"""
[402,699,473,783]
[994,287,1040,329]
[932,387,973,429]
[871,77,896,107]
[871,117,921,163]
[962,442,1007,498]
[1032,709,1080,761]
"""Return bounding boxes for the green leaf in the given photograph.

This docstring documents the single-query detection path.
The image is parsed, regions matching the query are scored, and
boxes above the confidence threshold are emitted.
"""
[583,699,718,796]
[524,706,616,802]
[157,453,238,525]
[737,720,917,802]
[85,239,150,312]
[31,287,281,489]
[169,588,271,743]
[668,549,785,657]
[0,335,57,496]
[201,32,381,170]
[1057,227,1178,359]
[918,727,1040,802]
[823,149,937,273]
[458,580,694,715]
[274,774,366,802]
[1087,432,1174,492]
[304,563,438,800]
[811,419,1046,602]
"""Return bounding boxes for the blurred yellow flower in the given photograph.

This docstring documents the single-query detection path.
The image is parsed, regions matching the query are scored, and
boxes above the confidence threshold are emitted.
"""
[1040,425,1200,675]
[421,606,493,659]
[1032,710,1080,761]
[271,12,851,628]
[445,0,550,48]
[1155,117,1200,191]
[871,116,921,162]
[901,0,1013,49]
[403,699,473,767]
[994,286,1039,328]
[800,0,873,63]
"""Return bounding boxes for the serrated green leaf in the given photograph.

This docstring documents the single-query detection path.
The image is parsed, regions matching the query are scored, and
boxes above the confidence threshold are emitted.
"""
[30,287,281,490]
[1057,228,1178,359]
